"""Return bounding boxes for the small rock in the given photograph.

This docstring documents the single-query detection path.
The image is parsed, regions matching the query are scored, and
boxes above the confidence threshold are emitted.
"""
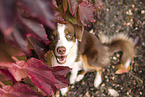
[141,10,145,14]
[126,9,133,15]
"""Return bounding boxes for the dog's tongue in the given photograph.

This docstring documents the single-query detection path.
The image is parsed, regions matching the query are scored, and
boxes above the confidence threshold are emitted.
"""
[57,56,66,64]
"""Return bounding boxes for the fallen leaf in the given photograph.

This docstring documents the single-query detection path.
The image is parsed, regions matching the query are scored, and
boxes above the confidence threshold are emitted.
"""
[108,88,119,96]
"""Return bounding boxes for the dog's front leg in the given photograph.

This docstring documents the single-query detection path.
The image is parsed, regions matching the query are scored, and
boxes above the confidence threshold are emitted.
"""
[69,61,82,84]
[94,70,102,88]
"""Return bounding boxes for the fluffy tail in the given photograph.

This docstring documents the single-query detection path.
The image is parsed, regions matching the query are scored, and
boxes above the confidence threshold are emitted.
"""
[99,33,135,69]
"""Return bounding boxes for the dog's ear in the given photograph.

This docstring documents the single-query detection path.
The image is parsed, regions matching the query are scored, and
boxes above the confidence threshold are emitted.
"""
[74,25,84,42]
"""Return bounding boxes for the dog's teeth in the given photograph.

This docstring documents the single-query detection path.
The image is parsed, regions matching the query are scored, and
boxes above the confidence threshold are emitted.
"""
[57,56,66,64]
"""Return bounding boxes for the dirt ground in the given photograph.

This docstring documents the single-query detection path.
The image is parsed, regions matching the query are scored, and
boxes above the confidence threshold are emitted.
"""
[66,0,145,96]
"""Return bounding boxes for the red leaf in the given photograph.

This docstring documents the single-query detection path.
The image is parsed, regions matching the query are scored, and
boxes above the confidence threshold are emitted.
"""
[28,37,49,62]
[3,20,47,56]
[0,69,16,83]
[8,61,28,81]
[68,0,78,16]
[13,22,30,55]
[79,2,96,26]
[0,0,55,56]
[0,0,17,34]
[52,66,70,77]
[4,17,50,56]
[0,57,70,96]
[19,16,50,45]
[10,83,40,97]
[0,85,11,96]
[19,0,55,29]
[24,58,58,95]
[0,60,28,81]
[0,83,40,97]
[55,12,68,24]
[52,66,70,89]
[52,0,58,8]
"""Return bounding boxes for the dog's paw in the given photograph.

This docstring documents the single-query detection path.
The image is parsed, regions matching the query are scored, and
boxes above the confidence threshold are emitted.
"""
[75,74,84,82]
[60,87,68,96]
[115,64,130,74]
[69,77,76,84]
[94,72,102,88]
[94,79,102,88]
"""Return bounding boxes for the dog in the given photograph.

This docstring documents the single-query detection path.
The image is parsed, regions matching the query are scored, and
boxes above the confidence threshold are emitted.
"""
[48,23,135,95]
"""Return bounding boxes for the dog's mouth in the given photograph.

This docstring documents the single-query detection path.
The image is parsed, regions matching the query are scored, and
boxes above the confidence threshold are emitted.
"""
[56,56,67,64]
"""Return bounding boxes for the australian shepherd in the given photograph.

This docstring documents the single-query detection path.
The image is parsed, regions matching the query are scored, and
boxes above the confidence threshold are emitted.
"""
[48,23,135,95]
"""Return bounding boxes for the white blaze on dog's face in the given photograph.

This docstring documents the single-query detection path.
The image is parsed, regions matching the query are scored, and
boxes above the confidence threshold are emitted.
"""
[52,23,77,64]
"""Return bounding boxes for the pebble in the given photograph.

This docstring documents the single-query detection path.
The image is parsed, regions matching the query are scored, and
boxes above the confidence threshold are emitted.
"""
[141,10,145,14]
[126,9,133,15]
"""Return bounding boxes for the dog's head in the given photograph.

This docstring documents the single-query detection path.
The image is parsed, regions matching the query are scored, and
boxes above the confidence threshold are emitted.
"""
[48,23,77,64]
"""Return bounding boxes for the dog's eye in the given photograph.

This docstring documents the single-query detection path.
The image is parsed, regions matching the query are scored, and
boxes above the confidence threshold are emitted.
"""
[50,35,55,41]
[66,34,72,40]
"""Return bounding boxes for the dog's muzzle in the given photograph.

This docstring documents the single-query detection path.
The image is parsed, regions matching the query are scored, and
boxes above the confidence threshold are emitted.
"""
[56,46,67,64]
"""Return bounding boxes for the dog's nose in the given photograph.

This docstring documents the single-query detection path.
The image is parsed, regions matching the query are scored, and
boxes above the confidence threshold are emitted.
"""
[57,46,66,54]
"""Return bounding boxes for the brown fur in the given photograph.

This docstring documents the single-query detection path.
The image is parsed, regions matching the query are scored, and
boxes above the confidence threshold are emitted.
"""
[77,30,134,70]
[106,36,135,64]
[78,30,110,68]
